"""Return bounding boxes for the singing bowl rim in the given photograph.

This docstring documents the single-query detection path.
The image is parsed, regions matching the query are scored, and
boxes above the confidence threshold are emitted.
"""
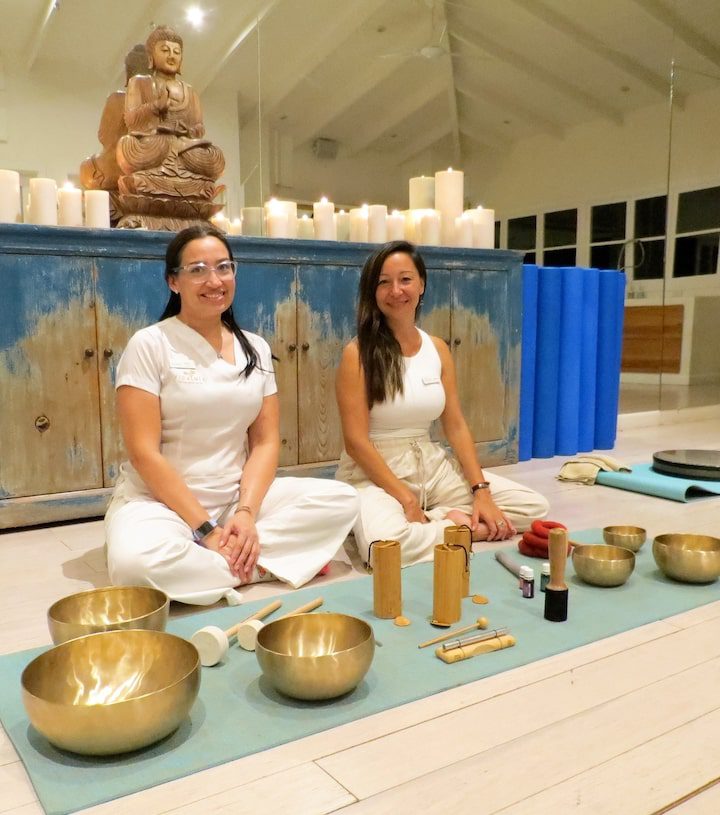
[602,525,647,552]
[652,534,720,583]
[571,543,636,586]
[255,613,375,700]
[47,585,169,644]
[21,630,200,755]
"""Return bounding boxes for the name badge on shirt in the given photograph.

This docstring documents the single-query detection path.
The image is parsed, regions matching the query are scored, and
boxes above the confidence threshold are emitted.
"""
[175,371,205,384]
[422,376,441,385]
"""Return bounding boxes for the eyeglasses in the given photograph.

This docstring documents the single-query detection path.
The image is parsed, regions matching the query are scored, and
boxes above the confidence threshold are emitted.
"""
[174,260,237,282]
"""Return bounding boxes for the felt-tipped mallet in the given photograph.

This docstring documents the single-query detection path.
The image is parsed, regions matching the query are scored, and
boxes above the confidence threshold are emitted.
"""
[237,596,324,651]
[191,599,283,666]
[544,527,569,622]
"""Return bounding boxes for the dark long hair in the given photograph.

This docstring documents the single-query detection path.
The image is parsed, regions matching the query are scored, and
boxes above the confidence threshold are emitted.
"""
[161,224,259,378]
[357,240,427,407]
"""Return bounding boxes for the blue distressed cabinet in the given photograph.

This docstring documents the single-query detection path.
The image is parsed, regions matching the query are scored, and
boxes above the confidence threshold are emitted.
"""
[0,224,522,528]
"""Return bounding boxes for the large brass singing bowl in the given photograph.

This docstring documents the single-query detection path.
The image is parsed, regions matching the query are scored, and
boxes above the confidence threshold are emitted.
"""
[47,586,169,645]
[21,630,200,755]
[653,534,720,584]
[256,613,375,701]
[603,525,647,553]
[572,544,635,587]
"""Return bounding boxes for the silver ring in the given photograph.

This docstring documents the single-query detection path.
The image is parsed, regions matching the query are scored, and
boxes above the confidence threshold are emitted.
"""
[497,521,506,527]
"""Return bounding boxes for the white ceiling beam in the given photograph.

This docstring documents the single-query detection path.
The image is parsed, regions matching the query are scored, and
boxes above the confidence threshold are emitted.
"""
[439,1,461,166]
[394,120,453,166]
[451,25,624,124]
[632,0,720,69]
[263,0,390,116]
[455,78,564,139]
[345,80,447,155]
[509,0,682,107]
[25,0,57,72]
[196,0,279,94]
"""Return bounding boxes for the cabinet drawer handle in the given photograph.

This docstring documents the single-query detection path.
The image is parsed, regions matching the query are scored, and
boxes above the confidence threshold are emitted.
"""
[103,348,114,359]
[84,348,95,358]
[287,343,297,352]
[301,342,310,351]
[35,415,50,433]
[453,338,462,346]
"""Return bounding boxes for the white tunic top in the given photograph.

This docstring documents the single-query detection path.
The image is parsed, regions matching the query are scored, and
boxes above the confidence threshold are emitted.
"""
[368,329,445,440]
[113,316,276,503]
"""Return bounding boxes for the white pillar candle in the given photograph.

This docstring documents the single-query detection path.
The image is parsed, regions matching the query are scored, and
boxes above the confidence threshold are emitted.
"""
[335,209,350,241]
[0,170,21,223]
[210,211,229,232]
[28,178,58,225]
[298,214,314,239]
[267,209,289,238]
[84,189,110,228]
[58,182,83,227]
[469,206,495,249]
[454,214,474,248]
[409,175,435,209]
[313,196,336,240]
[419,211,441,246]
[264,199,298,239]
[241,207,264,237]
[409,208,437,243]
[349,206,369,242]
[387,209,405,241]
[226,217,243,236]
[367,204,388,243]
[434,167,464,246]
[403,210,417,242]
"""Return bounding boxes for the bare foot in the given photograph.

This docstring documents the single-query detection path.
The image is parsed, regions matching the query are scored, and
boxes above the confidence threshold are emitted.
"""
[445,510,490,542]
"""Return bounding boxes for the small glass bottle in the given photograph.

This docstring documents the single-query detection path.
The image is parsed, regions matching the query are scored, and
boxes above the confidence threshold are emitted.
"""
[519,565,535,598]
[540,562,550,592]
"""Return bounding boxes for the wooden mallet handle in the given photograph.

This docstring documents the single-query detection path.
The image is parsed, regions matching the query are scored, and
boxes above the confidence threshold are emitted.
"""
[418,617,489,649]
[278,596,323,619]
[548,528,568,590]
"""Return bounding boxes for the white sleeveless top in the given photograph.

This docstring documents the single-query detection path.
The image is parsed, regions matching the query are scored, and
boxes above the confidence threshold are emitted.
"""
[368,329,446,440]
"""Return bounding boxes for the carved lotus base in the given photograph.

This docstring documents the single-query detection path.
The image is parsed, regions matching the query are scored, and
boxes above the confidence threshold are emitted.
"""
[116,213,222,232]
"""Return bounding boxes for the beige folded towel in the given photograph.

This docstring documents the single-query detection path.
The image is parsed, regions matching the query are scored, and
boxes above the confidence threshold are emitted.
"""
[558,454,631,485]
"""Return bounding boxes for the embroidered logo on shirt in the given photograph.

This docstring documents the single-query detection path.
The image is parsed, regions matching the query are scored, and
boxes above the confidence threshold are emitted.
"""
[422,376,441,385]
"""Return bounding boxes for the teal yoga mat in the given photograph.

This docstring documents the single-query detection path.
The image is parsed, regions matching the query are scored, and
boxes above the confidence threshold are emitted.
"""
[2,535,719,815]
[596,463,720,502]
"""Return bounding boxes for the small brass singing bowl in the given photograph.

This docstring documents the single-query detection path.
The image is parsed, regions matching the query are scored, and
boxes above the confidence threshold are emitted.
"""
[21,629,200,755]
[256,613,375,701]
[653,534,720,584]
[572,544,635,587]
[47,585,169,645]
[603,525,647,553]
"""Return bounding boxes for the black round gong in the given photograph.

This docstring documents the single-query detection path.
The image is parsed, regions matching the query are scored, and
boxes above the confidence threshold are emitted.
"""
[652,450,720,481]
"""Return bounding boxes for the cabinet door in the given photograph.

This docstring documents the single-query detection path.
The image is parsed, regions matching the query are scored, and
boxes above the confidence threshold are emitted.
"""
[229,264,297,466]
[451,268,521,463]
[0,255,102,497]
[95,257,167,485]
[297,265,359,463]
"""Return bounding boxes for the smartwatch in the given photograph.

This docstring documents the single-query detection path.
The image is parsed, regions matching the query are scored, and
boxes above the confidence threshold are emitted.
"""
[192,519,217,543]
[471,481,491,493]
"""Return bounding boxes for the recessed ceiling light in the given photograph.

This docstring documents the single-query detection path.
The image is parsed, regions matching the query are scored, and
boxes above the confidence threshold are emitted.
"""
[621,85,630,93]
[186,6,205,29]
[376,25,387,33]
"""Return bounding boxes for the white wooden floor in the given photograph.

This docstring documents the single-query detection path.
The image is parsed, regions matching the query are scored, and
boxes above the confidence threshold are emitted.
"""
[2,408,720,815]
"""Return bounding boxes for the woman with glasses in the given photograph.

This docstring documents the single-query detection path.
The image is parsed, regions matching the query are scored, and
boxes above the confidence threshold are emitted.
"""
[105,225,359,605]
[335,240,548,568]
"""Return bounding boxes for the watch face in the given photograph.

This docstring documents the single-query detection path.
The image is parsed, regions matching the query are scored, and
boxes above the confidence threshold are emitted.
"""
[195,521,216,539]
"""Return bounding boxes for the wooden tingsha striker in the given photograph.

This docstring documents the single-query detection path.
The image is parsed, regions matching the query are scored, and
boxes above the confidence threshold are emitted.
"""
[444,525,472,596]
[432,543,467,626]
[369,540,402,619]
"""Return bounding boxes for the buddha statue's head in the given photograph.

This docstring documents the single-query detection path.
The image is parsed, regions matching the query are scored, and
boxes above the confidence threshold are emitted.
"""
[146,26,183,76]
[125,43,148,83]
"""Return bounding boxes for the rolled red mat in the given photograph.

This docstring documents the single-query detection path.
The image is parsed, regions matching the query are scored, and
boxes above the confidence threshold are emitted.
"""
[531,519,567,538]
[518,536,548,558]
[519,526,572,558]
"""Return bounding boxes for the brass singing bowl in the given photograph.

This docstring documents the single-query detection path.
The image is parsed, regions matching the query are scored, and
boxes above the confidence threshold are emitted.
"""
[47,585,169,644]
[572,543,635,587]
[603,525,647,553]
[21,629,200,755]
[256,613,375,701]
[652,534,720,584]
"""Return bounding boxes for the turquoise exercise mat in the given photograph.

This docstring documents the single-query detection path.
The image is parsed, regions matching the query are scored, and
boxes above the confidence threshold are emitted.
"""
[1,536,719,815]
[596,462,720,502]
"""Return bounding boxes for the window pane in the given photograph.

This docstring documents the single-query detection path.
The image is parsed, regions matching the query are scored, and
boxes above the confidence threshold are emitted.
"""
[677,187,720,233]
[591,202,626,243]
[524,252,536,265]
[673,233,719,277]
[544,209,577,247]
[634,239,665,280]
[635,196,666,239]
[494,220,500,249]
[591,242,625,270]
[543,247,576,266]
[508,215,536,250]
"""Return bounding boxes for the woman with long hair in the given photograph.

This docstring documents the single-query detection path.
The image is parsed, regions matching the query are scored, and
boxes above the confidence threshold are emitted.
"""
[336,240,548,566]
[105,225,359,605]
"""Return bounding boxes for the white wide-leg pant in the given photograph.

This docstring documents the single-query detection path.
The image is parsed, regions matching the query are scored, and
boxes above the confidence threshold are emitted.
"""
[336,436,549,567]
[105,477,360,606]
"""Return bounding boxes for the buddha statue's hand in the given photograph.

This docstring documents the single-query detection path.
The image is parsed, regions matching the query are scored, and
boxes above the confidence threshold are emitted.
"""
[153,85,170,116]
